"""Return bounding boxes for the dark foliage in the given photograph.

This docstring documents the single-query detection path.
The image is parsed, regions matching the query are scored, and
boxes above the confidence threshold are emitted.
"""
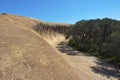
[1,13,7,15]
[66,18,120,68]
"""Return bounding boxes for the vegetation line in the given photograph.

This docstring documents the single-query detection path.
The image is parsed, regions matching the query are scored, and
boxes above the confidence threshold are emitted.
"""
[65,18,120,68]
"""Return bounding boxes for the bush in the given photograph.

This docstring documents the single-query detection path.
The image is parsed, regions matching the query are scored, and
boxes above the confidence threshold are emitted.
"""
[66,18,120,68]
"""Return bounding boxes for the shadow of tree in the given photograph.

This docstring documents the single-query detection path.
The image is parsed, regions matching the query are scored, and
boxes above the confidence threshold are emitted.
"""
[56,41,90,56]
[57,41,120,79]
[56,42,79,55]
[91,59,120,79]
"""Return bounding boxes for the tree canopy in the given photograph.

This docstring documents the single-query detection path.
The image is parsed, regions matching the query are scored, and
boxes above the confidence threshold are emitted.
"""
[66,18,120,68]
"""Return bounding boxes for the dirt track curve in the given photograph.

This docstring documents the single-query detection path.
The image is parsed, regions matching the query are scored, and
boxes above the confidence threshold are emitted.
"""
[0,14,119,80]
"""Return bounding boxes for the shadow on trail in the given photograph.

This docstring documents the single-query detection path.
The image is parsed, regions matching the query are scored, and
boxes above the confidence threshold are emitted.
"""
[56,42,92,56]
[91,59,120,79]
[56,41,120,79]
[56,41,79,56]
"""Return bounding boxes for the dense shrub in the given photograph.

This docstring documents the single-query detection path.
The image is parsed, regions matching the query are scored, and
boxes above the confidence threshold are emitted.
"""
[66,18,120,67]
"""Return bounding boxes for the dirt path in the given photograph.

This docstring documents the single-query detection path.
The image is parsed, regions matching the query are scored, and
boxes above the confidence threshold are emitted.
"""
[46,36,120,80]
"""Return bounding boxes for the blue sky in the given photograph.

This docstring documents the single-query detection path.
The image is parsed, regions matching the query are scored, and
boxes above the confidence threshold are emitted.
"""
[0,0,120,23]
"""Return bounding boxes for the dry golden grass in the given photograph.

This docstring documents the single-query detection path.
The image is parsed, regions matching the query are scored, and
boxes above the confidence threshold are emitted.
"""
[0,14,83,80]
[1,14,117,80]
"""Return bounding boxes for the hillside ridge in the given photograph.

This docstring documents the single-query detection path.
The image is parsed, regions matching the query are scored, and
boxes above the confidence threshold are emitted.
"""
[0,14,84,80]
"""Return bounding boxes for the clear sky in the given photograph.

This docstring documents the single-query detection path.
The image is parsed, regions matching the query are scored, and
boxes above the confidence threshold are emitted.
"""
[0,0,120,24]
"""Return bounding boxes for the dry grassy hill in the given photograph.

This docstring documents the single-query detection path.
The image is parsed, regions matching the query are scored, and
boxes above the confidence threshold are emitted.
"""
[1,14,118,80]
[0,14,84,80]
